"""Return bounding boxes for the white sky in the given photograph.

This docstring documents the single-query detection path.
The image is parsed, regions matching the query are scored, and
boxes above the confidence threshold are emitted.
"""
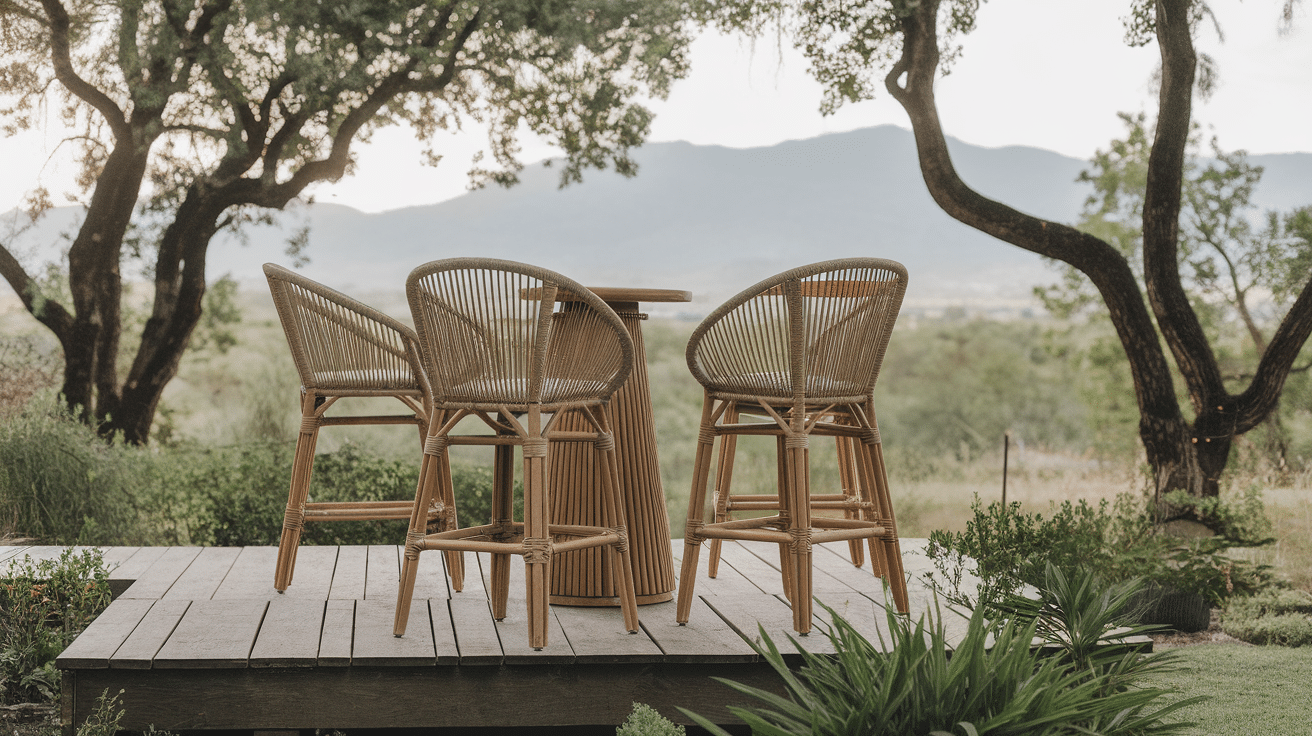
[2,0,1309,215]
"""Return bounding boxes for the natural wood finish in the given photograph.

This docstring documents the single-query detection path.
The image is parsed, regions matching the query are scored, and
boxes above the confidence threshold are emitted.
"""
[678,258,911,636]
[549,301,676,607]
[264,263,453,593]
[396,258,641,650]
[523,286,693,304]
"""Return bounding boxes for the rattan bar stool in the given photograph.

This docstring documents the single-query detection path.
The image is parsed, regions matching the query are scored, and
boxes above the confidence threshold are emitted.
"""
[676,258,911,635]
[264,263,460,593]
[393,258,639,650]
[706,403,884,574]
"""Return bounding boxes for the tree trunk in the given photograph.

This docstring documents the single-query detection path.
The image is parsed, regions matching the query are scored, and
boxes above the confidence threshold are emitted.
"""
[884,0,1225,500]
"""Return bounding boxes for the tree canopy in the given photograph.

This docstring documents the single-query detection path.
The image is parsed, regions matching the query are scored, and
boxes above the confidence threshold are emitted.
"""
[0,0,692,443]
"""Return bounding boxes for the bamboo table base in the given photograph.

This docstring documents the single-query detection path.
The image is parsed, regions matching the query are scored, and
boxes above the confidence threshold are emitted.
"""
[548,290,687,606]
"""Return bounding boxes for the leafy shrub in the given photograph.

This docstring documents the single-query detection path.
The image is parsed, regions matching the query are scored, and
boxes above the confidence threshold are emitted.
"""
[77,689,127,736]
[617,703,685,736]
[1223,589,1312,646]
[0,402,144,544]
[925,492,1277,615]
[681,574,1199,736]
[0,549,112,704]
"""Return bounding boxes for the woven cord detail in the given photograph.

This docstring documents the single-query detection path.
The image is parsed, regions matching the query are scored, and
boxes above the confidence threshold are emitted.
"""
[424,434,449,456]
[595,432,615,452]
[523,437,549,458]
[784,434,810,450]
[610,525,629,553]
[684,520,705,544]
[300,416,320,435]
[862,427,881,445]
[523,537,553,564]
[404,530,426,560]
[697,425,716,445]
[788,528,813,554]
[283,506,305,532]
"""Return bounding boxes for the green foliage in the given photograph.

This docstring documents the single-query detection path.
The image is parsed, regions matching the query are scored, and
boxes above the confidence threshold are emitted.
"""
[76,690,127,736]
[0,401,144,544]
[925,492,1277,614]
[0,549,112,704]
[681,590,1199,736]
[1223,589,1312,647]
[617,703,685,736]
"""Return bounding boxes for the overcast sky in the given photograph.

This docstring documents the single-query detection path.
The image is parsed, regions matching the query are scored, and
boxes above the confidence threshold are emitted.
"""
[2,0,1309,215]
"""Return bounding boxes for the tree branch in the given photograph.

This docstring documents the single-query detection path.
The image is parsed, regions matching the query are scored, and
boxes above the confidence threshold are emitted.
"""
[1142,0,1224,411]
[40,0,129,138]
[0,242,75,343]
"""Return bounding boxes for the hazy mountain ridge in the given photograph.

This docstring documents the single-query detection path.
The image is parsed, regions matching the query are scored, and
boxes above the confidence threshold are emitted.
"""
[6,125,1310,315]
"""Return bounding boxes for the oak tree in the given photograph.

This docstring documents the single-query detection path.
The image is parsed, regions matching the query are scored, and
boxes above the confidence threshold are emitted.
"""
[704,0,1311,503]
[0,0,690,443]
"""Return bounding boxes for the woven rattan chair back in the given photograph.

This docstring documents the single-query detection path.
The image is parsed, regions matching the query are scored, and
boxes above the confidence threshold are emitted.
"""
[263,263,450,593]
[407,260,633,410]
[687,258,906,405]
[677,258,910,636]
[395,258,640,650]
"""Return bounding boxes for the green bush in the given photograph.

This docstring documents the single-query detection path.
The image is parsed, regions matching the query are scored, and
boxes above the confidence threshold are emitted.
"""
[1223,589,1312,646]
[0,549,112,704]
[682,570,1199,736]
[925,493,1277,615]
[0,402,144,544]
[617,703,685,736]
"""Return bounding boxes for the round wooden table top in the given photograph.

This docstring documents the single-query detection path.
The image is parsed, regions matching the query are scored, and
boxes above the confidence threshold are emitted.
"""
[568,287,691,304]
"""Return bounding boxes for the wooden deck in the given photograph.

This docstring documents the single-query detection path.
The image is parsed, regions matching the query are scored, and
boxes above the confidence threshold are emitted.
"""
[27,539,958,732]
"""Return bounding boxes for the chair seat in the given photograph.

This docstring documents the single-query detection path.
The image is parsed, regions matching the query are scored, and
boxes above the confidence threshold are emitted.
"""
[313,368,420,390]
[704,372,868,402]
[443,377,613,406]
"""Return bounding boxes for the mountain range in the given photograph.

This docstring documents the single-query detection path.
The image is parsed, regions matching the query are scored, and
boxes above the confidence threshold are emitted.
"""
[5,125,1310,317]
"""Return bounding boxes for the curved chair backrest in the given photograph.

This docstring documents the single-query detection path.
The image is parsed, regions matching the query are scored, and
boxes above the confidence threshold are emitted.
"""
[406,258,633,409]
[264,263,426,396]
[687,258,907,404]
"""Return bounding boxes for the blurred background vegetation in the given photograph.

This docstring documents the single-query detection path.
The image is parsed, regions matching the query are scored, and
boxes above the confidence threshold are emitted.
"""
[2,284,1310,595]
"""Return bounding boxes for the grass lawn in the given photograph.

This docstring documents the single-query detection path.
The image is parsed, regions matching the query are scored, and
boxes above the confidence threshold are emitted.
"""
[1146,644,1312,735]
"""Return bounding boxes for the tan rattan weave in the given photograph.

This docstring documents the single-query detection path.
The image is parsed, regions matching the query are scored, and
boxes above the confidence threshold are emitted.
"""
[676,258,911,635]
[263,263,458,593]
[394,258,639,650]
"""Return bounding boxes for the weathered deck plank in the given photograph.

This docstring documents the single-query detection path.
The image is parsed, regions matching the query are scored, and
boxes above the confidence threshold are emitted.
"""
[120,547,203,600]
[317,599,355,667]
[212,546,281,599]
[153,599,268,669]
[162,547,242,601]
[350,597,437,666]
[250,597,325,668]
[447,597,503,665]
[110,599,192,669]
[57,598,155,669]
[328,545,367,600]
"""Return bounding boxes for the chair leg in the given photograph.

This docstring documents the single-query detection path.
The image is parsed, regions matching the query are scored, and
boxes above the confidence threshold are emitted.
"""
[869,441,909,613]
[523,407,551,650]
[707,403,739,579]
[395,435,442,637]
[835,435,866,568]
[595,407,639,634]
[434,447,464,592]
[677,395,718,625]
[783,435,813,635]
[275,392,320,592]
[490,442,515,621]
[774,434,794,604]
